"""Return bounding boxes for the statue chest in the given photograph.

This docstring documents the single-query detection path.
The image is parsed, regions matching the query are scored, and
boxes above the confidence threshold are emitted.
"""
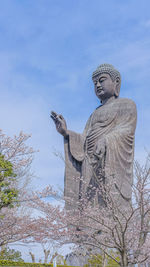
[90,103,118,128]
[84,103,118,155]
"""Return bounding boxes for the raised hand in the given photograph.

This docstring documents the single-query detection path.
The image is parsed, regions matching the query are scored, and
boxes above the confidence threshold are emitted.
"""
[50,111,68,138]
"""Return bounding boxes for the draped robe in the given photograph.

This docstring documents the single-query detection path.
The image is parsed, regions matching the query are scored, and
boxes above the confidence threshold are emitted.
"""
[64,97,137,210]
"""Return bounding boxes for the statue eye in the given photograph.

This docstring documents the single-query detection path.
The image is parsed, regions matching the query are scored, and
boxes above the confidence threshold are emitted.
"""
[100,78,105,83]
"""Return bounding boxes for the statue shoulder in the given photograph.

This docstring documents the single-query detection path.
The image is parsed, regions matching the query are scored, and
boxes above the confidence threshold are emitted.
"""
[116,97,136,105]
[116,97,137,111]
[115,98,137,131]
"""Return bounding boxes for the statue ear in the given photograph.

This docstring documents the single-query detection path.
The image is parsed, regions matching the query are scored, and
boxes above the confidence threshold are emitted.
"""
[114,77,120,97]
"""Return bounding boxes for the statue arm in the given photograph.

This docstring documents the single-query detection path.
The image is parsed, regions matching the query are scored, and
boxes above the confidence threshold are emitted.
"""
[66,130,85,162]
[66,114,92,162]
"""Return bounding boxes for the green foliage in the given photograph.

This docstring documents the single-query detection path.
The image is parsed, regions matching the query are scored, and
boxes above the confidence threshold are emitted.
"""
[107,256,120,267]
[0,247,24,262]
[0,260,79,266]
[0,261,52,266]
[84,254,103,266]
[0,154,18,210]
[84,253,120,267]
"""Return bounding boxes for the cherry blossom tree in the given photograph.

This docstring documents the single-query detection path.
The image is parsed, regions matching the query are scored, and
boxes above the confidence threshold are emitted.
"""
[0,130,41,248]
[0,130,35,194]
[0,130,63,255]
[1,129,149,267]
[29,155,150,267]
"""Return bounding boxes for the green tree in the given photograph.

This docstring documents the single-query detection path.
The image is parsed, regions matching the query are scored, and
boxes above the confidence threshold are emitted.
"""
[0,154,18,210]
[0,246,24,262]
[84,253,120,267]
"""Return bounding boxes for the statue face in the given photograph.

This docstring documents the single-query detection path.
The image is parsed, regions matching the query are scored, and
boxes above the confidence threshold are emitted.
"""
[93,73,117,101]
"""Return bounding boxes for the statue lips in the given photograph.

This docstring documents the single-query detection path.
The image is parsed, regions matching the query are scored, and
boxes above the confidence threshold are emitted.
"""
[96,88,103,95]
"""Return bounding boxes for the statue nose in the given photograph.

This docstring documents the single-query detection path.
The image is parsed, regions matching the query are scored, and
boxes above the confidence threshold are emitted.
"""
[97,81,101,87]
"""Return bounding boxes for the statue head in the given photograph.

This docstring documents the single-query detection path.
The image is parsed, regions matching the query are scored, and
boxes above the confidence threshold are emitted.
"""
[92,64,121,99]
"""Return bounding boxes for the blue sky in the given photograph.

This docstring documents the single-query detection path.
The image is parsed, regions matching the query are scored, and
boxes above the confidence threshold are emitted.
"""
[0,0,150,261]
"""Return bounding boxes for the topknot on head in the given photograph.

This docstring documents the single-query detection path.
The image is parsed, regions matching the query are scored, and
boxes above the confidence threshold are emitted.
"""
[92,63,121,83]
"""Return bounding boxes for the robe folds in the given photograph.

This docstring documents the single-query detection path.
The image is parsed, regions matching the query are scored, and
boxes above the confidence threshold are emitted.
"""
[64,97,137,210]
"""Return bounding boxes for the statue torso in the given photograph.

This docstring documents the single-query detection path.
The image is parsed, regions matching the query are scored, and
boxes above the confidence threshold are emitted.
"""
[85,97,136,157]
